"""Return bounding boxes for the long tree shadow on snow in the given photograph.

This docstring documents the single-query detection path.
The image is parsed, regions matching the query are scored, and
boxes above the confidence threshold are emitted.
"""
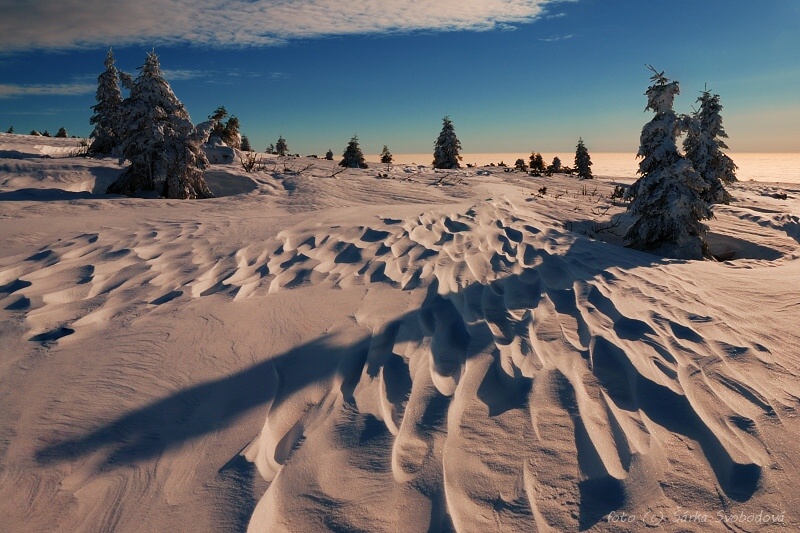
[35,233,767,530]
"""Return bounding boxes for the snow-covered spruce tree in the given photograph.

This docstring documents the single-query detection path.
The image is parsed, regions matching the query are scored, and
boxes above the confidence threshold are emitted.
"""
[275,136,288,156]
[624,67,711,259]
[222,116,241,149]
[380,145,393,165]
[207,107,241,149]
[340,135,368,168]
[89,49,125,155]
[683,89,737,204]
[433,115,462,169]
[56,127,68,138]
[574,137,593,179]
[107,51,213,199]
[208,106,228,142]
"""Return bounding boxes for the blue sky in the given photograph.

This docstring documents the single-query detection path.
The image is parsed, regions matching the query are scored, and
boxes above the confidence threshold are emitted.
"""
[1,0,798,155]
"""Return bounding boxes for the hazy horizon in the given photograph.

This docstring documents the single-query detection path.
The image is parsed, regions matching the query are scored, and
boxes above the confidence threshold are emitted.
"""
[363,151,800,183]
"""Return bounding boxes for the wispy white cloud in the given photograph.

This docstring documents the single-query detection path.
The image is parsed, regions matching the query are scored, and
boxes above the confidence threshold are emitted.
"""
[227,69,263,78]
[0,68,269,98]
[161,68,215,81]
[204,69,276,85]
[538,34,573,42]
[0,83,95,98]
[0,0,568,52]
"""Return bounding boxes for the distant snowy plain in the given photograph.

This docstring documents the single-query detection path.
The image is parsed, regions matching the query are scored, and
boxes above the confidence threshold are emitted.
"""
[377,152,800,184]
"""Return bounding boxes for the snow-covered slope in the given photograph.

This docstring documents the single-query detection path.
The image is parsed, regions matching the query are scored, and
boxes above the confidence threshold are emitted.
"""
[1,133,799,532]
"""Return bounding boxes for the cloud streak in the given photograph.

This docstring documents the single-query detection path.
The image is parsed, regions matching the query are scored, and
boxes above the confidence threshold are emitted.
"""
[161,69,216,81]
[0,69,267,98]
[0,0,565,51]
[0,83,95,98]
[538,34,573,42]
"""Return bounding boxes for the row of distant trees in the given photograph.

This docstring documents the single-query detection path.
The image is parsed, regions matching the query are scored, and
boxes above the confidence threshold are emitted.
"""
[253,116,593,175]
[5,125,74,138]
[256,134,391,171]
[8,115,590,180]
[506,139,593,178]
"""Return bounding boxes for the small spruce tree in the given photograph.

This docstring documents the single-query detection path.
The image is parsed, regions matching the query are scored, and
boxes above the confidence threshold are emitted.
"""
[340,135,368,168]
[625,67,711,259]
[208,107,241,149]
[275,136,288,156]
[208,106,228,142]
[380,145,393,167]
[528,150,544,172]
[683,89,736,204]
[56,127,68,138]
[222,116,241,149]
[89,49,125,155]
[6,126,14,134]
[325,149,334,161]
[514,158,528,172]
[107,51,213,199]
[548,156,562,173]
[209,106,228,123]
[240,134,252,152]
[433,115,462,169]
[574,138,593,179]
[42,130,51,137]
[529,152,545,173]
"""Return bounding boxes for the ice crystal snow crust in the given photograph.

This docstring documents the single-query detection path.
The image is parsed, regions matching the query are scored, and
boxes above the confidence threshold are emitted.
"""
[1,133,800,532]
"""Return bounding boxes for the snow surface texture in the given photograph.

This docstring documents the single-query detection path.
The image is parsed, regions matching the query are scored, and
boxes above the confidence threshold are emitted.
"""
[1,133,800,532]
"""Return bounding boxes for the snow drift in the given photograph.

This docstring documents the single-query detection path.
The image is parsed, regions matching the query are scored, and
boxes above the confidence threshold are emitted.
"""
[1,133,799,532]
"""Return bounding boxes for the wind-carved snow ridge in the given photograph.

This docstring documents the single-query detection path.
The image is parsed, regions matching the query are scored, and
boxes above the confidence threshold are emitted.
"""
[2,196,798,530]
[240,198,799,531]
[722,206,800,245]
[268,197,553,294]
[0,220,274,344]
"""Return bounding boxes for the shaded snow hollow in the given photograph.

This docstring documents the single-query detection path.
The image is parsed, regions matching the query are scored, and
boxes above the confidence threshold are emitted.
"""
[1,133,800,532]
